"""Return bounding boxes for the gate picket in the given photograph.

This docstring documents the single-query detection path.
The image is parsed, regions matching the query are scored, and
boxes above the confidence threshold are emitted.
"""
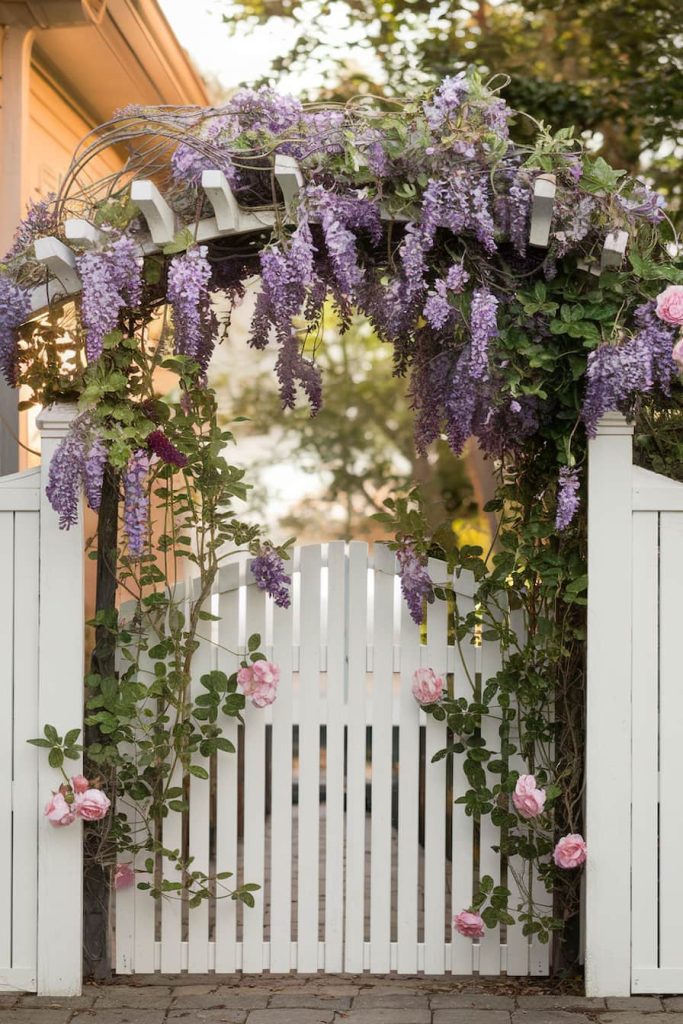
[324,542,346,972]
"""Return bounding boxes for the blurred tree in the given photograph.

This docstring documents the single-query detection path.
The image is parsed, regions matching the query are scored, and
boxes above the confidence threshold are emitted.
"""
[221,0,682,211]
[213,308,484,543]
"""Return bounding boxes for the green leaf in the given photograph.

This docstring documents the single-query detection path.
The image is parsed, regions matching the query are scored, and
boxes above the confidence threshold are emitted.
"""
[48,747,64,769]
[188,765,209,780]
[162,227,195,255]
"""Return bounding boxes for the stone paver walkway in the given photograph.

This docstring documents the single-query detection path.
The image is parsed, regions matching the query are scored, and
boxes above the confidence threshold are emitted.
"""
[1,977,682,1024]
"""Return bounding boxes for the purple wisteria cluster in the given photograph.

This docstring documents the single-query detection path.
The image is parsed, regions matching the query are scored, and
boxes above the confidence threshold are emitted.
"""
[0,276,31,385]
[555,467,581,532]
[396,544,435,625]
[250,546,292,608]
[167,246,216,372]
[77,235,142,362]
[46,416,108,528]
[123,449,150,558]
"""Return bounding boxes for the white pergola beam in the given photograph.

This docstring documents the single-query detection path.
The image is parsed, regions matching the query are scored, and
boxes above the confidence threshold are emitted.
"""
[64,219,104,247]
[529,173,556,248]
[130,179,175,244]
[33,236,81,294]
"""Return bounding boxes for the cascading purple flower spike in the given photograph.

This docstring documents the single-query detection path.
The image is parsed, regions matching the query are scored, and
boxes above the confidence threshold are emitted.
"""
[46,429,87,529]
[0,276,31,385]
[83,437,108,513]
[77,236,142,362]
[167,246,215,369]
[397,543,435,625]
[555,467,581,532]
[469,288,498,380]
[250,546,291,608]
[123,449,150,558]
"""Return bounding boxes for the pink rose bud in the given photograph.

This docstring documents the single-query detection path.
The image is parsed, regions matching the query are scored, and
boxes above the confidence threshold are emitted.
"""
[249,660,280,708]
[454,910,485,938]
[237,666,254,689]
[553,833,587,869]
[656,285,683,326]
[411,667,444,705]
[74,788,111,821]
[114,863,136,890]
[512,774,547,819]
[71,774,89,794]
[44,792,77,827]
[673,338,683,368]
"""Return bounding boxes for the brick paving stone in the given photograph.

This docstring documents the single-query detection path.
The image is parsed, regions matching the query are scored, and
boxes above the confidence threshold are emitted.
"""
[201,992,270,1009]
[70,1011,167,1024]
[268,994,352,1009]
[606,998,664,1011]
[95,986,173,1007]
[515,996,606,1011]
[352,994,430,1009]
[432,1013,512,1024]
[242,1011,336,1024]
[0,995,19,1007]
[664,998,683,1011]
[19,997,97,1010]
[171,994,233,1010]
[598,1016,683,1024]
[331,1010,430,1024]
[171,985,218,996]
[167,1010,247,1023]
[0,1012,71,1024]
[512,1012,592,1024]
[431,994,515,1010]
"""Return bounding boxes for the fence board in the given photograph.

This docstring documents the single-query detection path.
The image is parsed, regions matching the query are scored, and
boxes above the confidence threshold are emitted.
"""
[630,513,659,976]
[370,545,395,972]
[242,569,267,972]
[450,577,477,975]
[324,542,346,972]
[214,564,241,973]
[344,542,368,972]
[0,514,14,970]
[396,573,421,974]
[657,513,683,969]
[479,612,503,975]
[269,554,295,972]
[423,556,448,974]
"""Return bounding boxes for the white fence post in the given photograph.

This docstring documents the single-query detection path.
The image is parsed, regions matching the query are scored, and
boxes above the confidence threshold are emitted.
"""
[36,403,84,996]
[585,411,634,996]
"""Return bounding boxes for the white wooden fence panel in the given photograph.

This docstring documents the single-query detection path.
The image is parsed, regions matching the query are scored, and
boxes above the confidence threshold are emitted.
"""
[344,542,369,972]
[369,544,395,973]
[450,575,477,975]
[505,607,531,977]
[324,542,346,972]
[479,614,502,975]
[0,514,15,972]
[396,578,421,973]
[242,571,267,973]
[296,545,322,971]
[214,564,240,973]
[269,555,294,973]
[630,512,659,978]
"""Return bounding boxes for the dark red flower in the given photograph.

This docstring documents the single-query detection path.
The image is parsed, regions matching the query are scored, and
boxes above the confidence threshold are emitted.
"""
[147,430,188,468]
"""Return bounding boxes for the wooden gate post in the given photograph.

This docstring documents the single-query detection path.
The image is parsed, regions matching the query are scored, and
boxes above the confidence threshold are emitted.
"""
[585,411,634,996]
[36,403,84,996]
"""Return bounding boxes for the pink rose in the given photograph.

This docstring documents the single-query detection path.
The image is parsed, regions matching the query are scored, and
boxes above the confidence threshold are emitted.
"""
[412,667,444,705]
[74,788,111,821]
[512,774,546,820]
[656,285,683,326]
[238,661,280,708]
[44,792,77,827]
[454,910,485,938]
[673,338,683,368]
[114,863,136,890]
[553,833,587,869]
[71,775,89,794]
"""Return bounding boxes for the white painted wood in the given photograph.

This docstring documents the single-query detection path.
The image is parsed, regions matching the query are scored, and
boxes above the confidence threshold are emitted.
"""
[33,237,81,293]
[0,467,40,511]
[344,542,369,972]
[269,554,294,973]
[64,219,104,247]
[585,411,634,997]
[601,229,628,270]
[241,568,267,972]
[274,155,304,209]
[324,542,346,972]
[36,404,84,996]
[130,180,175,244]
[450,578,477,975]
[529,174,556,248]
[201,169,240,230]
[632,465,683,511]
[633,969,683,993]
[214,564,241,973]
[187,580,213,972]
[630,512,659,978]
[296,545,322,971]
[478,606,502,975]
[423,556,448,974]
[657,513,683,971]
[396,575,421,974]
[369,545,395,972]
[11,512,40,979]
[0,514,14,973]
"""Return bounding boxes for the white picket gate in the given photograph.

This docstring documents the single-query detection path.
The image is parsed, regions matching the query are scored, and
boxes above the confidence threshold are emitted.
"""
[0,405,84,995]
[115,542,548,977]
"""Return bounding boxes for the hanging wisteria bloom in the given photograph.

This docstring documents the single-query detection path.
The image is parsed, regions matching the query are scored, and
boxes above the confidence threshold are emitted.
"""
[469,288,498,380]
[83,436,108,512]
[77,236,142,362]
[123,449,150,557]
[167,246,215,369]
[46,429,87,529]
[250,546,291,608]
[0,276,31,385]
[397,543,435,625]
[555,467,581,532]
